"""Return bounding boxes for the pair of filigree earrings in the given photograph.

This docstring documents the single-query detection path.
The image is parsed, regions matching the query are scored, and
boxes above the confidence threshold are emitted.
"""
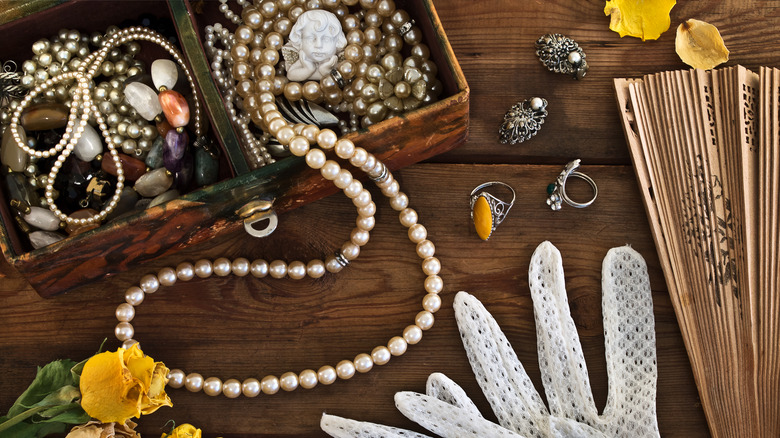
[498,33,587,145]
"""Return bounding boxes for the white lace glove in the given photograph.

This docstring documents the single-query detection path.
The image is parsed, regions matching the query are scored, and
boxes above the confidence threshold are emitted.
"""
[322,241,660,438]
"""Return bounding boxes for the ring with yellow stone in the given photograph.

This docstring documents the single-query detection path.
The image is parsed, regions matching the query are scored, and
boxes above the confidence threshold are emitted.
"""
[469,181,516,241]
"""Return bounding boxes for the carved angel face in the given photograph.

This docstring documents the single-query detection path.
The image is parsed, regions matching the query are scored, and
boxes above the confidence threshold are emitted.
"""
[301,27,338,63]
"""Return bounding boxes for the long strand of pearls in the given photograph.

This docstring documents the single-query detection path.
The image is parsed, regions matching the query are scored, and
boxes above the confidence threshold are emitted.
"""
[113,147,442,398]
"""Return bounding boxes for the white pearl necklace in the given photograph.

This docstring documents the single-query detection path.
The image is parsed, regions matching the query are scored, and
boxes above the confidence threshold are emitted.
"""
[114,151,443,397]
[8,27,204,226]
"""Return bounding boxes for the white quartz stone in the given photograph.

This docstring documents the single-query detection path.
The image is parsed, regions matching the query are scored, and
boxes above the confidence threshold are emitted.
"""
[73,123,103,161]
[29,230,65,249]
[152,59,178,90]
[23,206,61,231]
[124,82,162,121]
[134,167,173,197]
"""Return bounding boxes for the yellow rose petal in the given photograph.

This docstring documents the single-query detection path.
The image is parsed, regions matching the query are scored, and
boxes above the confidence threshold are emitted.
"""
[473,195,493,241]
[80,349,143,423]
[675,19,729,70]
[604,0,677,41]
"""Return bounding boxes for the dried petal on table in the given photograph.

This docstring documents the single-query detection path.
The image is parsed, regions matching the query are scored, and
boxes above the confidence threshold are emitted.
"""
[675,19,729,70]
[604,0,677,41]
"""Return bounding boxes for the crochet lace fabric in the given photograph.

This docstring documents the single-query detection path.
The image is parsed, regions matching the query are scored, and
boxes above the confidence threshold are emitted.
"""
[321,242,660,438]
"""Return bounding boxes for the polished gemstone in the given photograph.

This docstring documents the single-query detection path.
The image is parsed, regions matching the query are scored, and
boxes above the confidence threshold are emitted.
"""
[73,123,103,161]
[29,230,65,249]
[173,152,193,192]
[124,82,162,121]
[23,206,61,231]
[6,173,39,207]
[156,119,172,137]
[20,103,69,130]
[105,187,139,222]
[101,152,147,181]
[149,189,179,208]
[151,59,178,90]
[1,125,28,172]
[158,89,190,127]
[134,167,173,197]
[194,145,219,187]
[163,129,188,172]
[473,195,493,241]
[145,136,165,169]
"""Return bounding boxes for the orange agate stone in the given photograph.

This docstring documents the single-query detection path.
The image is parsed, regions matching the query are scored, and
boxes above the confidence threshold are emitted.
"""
[158,89,190,128]
[473,195,493,240]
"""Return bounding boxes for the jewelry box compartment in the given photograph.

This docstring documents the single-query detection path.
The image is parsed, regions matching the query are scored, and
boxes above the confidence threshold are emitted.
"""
[0,0,469,297]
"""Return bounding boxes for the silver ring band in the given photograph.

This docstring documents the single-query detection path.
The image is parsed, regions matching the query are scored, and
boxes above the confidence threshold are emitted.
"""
[547,159,597,210]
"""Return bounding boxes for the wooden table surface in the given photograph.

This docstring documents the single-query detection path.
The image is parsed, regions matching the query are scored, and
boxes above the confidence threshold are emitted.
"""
[4,0,778,436]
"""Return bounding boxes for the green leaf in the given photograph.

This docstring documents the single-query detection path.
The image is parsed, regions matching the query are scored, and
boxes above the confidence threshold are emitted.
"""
[0,418,68,438]
[6,359,79,418]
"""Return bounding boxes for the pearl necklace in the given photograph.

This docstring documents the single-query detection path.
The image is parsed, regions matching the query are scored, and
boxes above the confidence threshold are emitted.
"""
[113,148,443,397]
[7,27,204,226]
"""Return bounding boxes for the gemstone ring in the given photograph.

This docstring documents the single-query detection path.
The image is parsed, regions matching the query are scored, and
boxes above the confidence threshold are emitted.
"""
[470,181,516,241]
[546,159,598,210]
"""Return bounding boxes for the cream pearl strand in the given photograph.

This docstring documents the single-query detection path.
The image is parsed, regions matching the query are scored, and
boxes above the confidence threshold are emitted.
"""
[113,151,443,398]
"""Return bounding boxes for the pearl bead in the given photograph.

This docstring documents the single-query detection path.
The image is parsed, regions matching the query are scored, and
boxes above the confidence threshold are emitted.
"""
[157,267,177,286]
[422,293,442,313]
[358,202,376,217]
[403,324,423,344]
[261,375,280,394]
[299,369,318,389]
[115,303,135,322]
[422,257,441,276]
[357,215,375,231]
[344,180,363,198]
[408,224,427,243]
[194,259,213,278]
[336,360,356,379]
[352,190,372,208]
[415,310,435,330]
[287,261,306,279]
[306,259,326,278]
[371,346,391,365]
[139,274,160,294]
[222,379,242,398]
[185,373,204,392]
[387,336,408,356]
[320,160,340,180]
[390,193,409,211]
[381,180,399,197]
[167,369,185,388]
[280,371,299,391]
[317,129,338,149]
[349,147,368,167]
[125,287,144,306]
[242,378,261,397]
[399,208,418,227]
[176,262,195,281]
[203,377,223,396]
[335,139,355,159]
[318,365,337,385]
[115,322,134,341]
[350,228,370,246]
[251,259,269,277]
[354,353,374,373]
[213,257,232,276]
[416,240,435,259]
[341,242,360,261]
[305,149,326,169]
[424,275,443,294]
[269,260,288,278]
[232,258,250,276]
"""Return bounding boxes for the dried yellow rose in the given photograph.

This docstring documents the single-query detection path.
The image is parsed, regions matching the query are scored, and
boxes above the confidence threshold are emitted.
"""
[79,344,172,423]
[162,423,202,438]
[66,420,140,438]
[675,19,729,70]
[604,0,677,41]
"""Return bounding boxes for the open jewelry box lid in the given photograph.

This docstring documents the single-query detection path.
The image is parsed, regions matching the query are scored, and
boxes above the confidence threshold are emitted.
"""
[0,0,469,297]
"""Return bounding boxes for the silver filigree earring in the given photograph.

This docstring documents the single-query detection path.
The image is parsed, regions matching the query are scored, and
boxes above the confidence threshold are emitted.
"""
[535,33,588,80]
